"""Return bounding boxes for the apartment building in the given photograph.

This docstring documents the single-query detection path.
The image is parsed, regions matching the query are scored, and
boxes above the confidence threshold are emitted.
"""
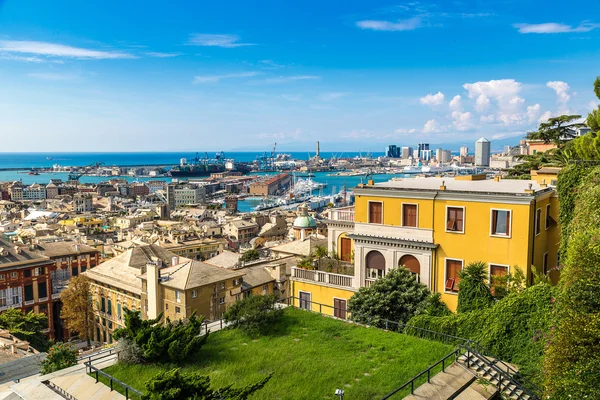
[85,245,243,345]
[160,237,225,260]
[223,219,259,245]
[73,193,93,213]
[291,175,559,314]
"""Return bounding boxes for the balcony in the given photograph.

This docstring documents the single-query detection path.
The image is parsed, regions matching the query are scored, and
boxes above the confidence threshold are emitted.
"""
[364,278,376,288]
[353,222,434,243]
[327,206,355,223]
[291,267,355,289]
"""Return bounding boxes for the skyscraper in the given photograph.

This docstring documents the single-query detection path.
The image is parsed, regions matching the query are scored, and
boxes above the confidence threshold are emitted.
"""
[460,146,469,157]
[475,138,491,167]
[417,143,429,159]
[401,146,413,159]
[386,145,400,158]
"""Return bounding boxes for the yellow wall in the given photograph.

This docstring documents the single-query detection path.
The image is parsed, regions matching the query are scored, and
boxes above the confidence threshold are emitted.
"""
[336,232,354,261]
[355,196,434,228]
[292,281,355,316]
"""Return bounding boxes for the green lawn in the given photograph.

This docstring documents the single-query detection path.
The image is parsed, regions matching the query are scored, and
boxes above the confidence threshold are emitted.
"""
[102,308,453,399]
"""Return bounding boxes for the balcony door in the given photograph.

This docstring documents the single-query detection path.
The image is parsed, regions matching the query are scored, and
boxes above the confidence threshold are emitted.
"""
[340,237,352,262]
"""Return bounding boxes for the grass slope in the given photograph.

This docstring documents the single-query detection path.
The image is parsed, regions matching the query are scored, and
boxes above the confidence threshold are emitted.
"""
[103,308,452,399]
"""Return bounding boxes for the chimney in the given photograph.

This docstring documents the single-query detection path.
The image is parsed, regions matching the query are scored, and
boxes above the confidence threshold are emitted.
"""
[172,256,179,266]
[439,180,446,191]
[146,261,162,320]
[524,183,535,194]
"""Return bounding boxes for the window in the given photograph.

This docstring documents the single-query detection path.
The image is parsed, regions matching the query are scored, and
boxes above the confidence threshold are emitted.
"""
[219,297,225,304]
[489,264,508,293]
[366,250,386,279]
[543,253,549,275]
[445,259,463,293]
[0,274,4,281]
[107,299,112,316]
[24,284,34,301]
[402,204,417,227]
[101,297,106,312]
[262,284,268,294]
[11,287,20,304]
[175,306,181,314]
[334,298,347,319]
[299,291,311,310]
[0,289,6,307]
[71,267,79,277]
[192,289,198,298]
[165,303,169,310]
[368,201,383,224]
[535,208,542,236]
[446,207,464,233]
[34,267,45,276]
[117,304,122,320]
[491,210,511,237]
[108,321,113,329]
[102,318,106,326]
[24,269,32,278]
[38,281,47,299]
[220,282,225,290]
[545,204,551,230]
[10,272,17,279]
[175,291,181,303]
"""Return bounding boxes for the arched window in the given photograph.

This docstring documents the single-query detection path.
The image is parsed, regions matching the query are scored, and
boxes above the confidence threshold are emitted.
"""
[366,250,385,279]
[399,254,421,282]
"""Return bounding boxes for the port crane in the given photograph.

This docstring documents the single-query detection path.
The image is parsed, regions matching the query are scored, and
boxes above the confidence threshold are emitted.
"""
[67,161,105,181]
[256,143,277,171]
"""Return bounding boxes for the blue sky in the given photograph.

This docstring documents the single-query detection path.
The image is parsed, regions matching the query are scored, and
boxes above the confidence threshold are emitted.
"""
[1,0,599,152]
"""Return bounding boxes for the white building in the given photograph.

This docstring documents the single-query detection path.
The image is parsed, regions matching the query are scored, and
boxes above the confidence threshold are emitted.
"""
[22,184,46,201]
[73,194,93,213]
[475,137,491,167]
[460,146,469,157]
[174,185,206,207]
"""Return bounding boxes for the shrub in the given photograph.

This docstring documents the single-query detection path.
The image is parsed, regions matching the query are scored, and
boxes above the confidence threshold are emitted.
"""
[116,337,142,365]
[240,249,259,263]
[418,292,451,317]
[41,343,78,374]
[348,267,429,328]
[457,261,494,313]
[142,368,272,400]
[0,308,50,351]
[544,167,600,399]
[113,309,207,364]
[223,293,283,336]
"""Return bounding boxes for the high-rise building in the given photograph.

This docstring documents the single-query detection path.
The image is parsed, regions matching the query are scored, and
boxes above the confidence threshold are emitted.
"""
[401,146,413,159]
[440,150,452,163]
[475,137,491,167]
[421,149,433,161]
[504,145,512,155]
[417,143,430,159]
[386,145,400,158]
[460,146,469,157]
[435,148,443,161]
[316,141,320,158]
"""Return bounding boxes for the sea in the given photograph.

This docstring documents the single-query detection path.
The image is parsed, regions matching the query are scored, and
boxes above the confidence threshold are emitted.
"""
[0,151,402,213]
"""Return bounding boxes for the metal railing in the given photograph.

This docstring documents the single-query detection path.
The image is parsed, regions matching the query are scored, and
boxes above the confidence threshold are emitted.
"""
[85,353,143,400]
[381,349,460,399]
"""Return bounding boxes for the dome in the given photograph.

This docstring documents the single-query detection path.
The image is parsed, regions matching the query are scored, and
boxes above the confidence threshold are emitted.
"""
[293,215,317,229]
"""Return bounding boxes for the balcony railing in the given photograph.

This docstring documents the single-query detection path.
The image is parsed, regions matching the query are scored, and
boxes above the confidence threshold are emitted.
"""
[0,302,22,312]
[327,206,355,223]
[364,278,377,287]
[291,267,354,288]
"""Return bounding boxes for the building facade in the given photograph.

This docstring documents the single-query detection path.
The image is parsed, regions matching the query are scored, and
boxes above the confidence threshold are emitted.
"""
[475,137,491,167]
[292,175,559,314]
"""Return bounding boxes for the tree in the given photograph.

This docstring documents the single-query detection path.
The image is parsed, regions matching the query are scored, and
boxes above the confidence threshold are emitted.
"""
[60,275,94,346]
[348,267,430,328]
[223,293,283,337]
[457,261,494,313]
[526,115,586,145]
[240,249,259,263]
[489,266,526,300]
[142,368,272,400]
[544,165,600,399]
[418,292,451,317]
[313,245,328,270]
[113,309,208,364]
[0,308,49,351]
[41,343,78,374]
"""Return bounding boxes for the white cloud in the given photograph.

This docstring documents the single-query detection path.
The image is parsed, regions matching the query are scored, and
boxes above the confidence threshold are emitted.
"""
[449,95,462,110]
[514,22,600,34]
[419,91,445,106]
[547,81,571,112]
[260,59,284,68]
[341,129,377,139]
[27,72,78,81]
[258,128,302,141]
[187,34,255,48]
[144,52,182,58]
[0,53,46,63]
[318,92,349,101]
[249,75,320,85]
[480,114,495,123]
[526,104,542,122]
[395,128,417,134]
[422,119,441,133]
[539,111,553,123]
[475,94,490,112]
[451,111,474,131]
[356,17,422,31]
[280,94,302,102]
[0,40,135,59]
[193,71,257,84]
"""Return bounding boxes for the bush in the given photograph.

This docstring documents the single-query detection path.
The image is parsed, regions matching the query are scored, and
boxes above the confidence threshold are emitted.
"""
[41,343,78,374]
[240,249,260,263]
[457,261,494,313]
[223,293,283,336]
[544,167,600,399]
[142,368,272,400]
[113,310,207,364]
[116,337,142,365]
[418,292,452,317]
[348,267,430,329]
[0,308,50,351]
[407,283,554,385]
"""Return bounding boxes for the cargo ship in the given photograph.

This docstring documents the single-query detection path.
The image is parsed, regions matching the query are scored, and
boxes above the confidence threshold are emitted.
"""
[169,152,252,178]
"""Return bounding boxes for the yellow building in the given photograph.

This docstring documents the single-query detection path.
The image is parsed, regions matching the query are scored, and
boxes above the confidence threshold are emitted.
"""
[160,237,225,261]
[84,244,243,344]
[59,217,103,229]
[291,175,559,313]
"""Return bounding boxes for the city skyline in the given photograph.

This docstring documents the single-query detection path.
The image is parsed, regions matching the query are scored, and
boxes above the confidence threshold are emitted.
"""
[1,0,599,152]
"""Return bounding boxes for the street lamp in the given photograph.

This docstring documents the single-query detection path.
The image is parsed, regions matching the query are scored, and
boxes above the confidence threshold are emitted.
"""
[335,389,345,399]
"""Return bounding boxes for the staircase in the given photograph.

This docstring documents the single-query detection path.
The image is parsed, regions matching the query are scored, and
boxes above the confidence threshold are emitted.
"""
[402,363,498,400]
[457,352,536,400]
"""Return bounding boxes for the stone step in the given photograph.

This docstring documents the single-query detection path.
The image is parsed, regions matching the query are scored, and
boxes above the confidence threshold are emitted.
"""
[49,373,124,400]
[403,363,476,400]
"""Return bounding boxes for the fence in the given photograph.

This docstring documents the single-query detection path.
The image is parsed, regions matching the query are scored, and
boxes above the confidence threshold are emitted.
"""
[84,351,143,400]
